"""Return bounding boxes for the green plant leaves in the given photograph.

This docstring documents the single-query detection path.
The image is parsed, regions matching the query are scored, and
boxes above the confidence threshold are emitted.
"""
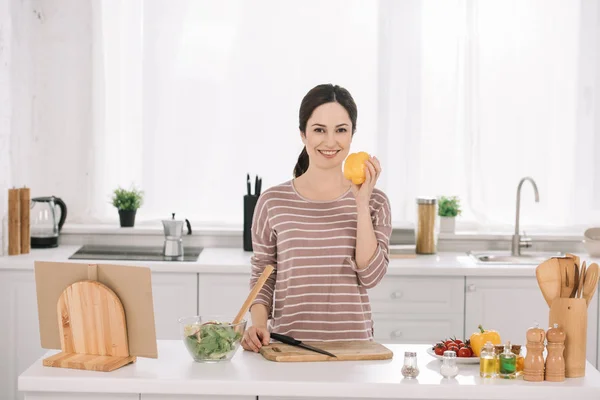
[111,186,144,211]
[184,323,243,360]
[438,196,461,217]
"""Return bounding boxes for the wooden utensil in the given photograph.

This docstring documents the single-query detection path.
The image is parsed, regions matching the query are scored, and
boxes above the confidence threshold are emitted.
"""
[43,280,136,372]
[536,258,562,307]
[578,261,587,298]
[557,257,575,298]
[260,340,393,362]
[583,263,599,307]
[232,264,274,324]
[569,259,580,298]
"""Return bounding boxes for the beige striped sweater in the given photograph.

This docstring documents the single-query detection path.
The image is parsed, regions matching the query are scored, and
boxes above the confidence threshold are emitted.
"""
[249,180,392,342]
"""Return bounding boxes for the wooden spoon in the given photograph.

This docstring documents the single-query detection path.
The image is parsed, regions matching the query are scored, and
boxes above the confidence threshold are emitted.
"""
[578,261,587,298]
[536,258,562,307]
[583,263,599,307]
[233,264,274,324]
[557,257,575,298]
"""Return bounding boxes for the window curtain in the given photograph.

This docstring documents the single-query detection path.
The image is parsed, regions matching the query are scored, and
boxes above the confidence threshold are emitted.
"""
[85,0,600,230]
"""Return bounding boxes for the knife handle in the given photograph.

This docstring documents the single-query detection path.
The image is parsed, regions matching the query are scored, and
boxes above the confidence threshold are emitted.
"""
[270,332,301,345]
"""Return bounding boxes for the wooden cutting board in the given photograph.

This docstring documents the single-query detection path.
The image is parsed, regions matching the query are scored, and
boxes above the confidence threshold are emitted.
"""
[259,340,393,362]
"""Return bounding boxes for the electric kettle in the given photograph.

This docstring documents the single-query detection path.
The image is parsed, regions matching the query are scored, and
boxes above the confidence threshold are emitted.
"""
[30,196,67,248]
[161,213,192,258]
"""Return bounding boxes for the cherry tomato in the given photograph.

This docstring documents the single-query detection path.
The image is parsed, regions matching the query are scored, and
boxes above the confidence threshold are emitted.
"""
[458,347,472,357]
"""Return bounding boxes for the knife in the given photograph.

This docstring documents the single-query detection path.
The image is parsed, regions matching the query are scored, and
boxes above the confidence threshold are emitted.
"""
[270,332,337,358]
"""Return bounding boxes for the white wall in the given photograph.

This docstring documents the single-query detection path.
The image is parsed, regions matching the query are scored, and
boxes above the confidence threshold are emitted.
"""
[0,0,96,242]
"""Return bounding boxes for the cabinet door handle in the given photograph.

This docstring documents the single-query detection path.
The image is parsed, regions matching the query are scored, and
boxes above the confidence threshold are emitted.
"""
[391,330,403,338]
[390,291,404,299]
[467,284,476,292]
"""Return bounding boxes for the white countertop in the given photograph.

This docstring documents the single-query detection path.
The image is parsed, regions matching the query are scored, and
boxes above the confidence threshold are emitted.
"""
[1,245,599,277]
[18,341,600,399]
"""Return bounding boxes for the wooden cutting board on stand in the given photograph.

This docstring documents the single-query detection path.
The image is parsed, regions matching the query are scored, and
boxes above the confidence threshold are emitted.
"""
[259,341,393,362]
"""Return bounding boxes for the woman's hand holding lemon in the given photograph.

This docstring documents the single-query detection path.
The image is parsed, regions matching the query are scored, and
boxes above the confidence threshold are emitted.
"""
[343,152,381,208]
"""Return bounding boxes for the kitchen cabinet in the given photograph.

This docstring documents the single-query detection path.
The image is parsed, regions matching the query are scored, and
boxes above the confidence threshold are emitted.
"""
[143,396,254,400]
[369,276,465,342]
[198,273,251,323]
[465,277,598,367]
[0,271,47,400]
[151,272,198,339]
[24,395,137,400]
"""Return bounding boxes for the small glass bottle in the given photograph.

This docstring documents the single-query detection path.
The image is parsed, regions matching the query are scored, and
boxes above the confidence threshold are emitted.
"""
[499,342,517,379]
[511,344,524,376]
[480,341,496,378]
[401,351,419,379]
[494,344,505,375]
[440,350,459,378]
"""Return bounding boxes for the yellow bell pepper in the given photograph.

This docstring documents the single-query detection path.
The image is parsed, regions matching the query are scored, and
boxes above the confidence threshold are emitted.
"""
[343,152,370,185]
[470,324,501,357]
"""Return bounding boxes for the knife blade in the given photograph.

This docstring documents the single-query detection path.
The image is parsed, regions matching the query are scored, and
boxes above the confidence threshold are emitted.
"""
[270,332,337,358]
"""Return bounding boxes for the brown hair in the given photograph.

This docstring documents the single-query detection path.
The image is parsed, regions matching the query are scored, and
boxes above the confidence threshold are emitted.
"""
[294,84,357,178]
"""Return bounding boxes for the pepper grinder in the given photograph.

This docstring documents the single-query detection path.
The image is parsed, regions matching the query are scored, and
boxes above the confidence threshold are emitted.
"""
[545,323,566,382]
[523,323,546,382]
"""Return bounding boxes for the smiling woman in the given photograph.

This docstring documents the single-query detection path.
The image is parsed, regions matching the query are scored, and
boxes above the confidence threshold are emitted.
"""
[241,84,392,351]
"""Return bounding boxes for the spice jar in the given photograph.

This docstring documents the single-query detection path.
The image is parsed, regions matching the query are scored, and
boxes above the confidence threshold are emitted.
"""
[511,344,524,376]
[401,351,419,379]
[440,350,459,378]
[416,197,437,254]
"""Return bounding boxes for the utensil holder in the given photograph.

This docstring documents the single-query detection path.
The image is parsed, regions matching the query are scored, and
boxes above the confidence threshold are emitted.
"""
[549,298,587,378]
[243,195,259,251]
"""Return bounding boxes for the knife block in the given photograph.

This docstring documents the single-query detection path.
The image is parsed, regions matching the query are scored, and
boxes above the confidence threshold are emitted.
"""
[243,195,258,252]
[548,298,587,378]
[43,268,136,372]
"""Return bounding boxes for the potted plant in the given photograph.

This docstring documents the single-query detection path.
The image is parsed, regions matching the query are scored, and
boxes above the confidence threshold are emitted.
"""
[438,196,461,233]
[111,186,144,227]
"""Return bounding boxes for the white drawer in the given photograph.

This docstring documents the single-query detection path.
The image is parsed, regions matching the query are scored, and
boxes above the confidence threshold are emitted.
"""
[367,275,464,314]
[372,313,464,343]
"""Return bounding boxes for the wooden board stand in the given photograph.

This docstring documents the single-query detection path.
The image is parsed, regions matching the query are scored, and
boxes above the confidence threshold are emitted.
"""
[43,268,136,372]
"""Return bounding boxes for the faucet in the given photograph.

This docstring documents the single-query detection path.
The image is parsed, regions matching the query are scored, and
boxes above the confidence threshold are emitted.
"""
[512,177,539,256]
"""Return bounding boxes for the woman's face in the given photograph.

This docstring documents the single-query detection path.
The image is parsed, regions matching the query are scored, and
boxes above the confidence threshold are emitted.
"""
[301,102,353,172]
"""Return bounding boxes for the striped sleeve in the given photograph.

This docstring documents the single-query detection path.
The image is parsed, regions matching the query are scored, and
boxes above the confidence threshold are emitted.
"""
[350,192,392,289]
[249,194,277,318]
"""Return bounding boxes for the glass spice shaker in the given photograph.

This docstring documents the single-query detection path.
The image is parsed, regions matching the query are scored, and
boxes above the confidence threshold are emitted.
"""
[401,351,420,379]
[440,350,459,378]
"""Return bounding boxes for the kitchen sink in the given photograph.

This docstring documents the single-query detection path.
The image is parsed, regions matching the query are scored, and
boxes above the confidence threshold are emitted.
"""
[69,245,203,262]
[468,251,564,265]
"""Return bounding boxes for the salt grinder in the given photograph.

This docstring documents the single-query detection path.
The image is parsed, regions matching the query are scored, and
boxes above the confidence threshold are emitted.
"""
[523,323,546,382]
[545,323,566,382]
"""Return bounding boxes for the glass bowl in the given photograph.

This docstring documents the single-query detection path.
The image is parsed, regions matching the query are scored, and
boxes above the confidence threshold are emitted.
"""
[178,316,246,362]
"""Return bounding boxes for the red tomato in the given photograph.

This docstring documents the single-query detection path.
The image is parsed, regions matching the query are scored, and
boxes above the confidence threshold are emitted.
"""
[434,345,446,356]
[458,347,473,357]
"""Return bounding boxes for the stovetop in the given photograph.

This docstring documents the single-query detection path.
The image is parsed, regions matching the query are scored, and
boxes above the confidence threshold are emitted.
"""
[68,245,203,262]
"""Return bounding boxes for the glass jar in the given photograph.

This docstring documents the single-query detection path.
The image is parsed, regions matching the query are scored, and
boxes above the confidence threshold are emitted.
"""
[511,344,524,376]
[499,342,517,379]
[401,351,420,378]
[416,197,437,254]
[440,350,459,378]
[480,341,496,378]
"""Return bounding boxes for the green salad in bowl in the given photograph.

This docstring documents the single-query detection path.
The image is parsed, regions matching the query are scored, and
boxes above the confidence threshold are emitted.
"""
[179,316,246,362]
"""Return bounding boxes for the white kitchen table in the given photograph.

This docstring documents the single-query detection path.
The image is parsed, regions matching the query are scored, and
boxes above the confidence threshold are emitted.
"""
[18,341,600,400]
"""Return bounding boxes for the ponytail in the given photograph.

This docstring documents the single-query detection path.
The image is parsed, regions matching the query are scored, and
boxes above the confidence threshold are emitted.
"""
[293,146,309,178]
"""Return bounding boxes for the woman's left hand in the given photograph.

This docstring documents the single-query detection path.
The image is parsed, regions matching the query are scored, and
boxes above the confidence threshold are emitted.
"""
[350,156,381,208]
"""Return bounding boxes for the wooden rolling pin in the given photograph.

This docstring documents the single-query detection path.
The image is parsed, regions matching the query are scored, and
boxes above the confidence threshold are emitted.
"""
[8,188,21,255]
[233,264,274,324]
